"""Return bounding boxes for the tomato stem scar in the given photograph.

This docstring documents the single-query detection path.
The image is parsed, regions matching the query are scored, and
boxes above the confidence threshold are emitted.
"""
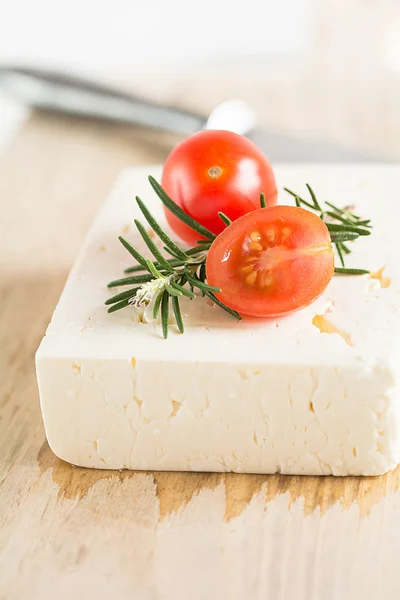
[208,166,222,179]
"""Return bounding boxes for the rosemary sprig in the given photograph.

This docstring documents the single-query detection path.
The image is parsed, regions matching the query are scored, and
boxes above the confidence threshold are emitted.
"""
[107,177,371,338]
[106,176,242,338]
[283,185,372,273]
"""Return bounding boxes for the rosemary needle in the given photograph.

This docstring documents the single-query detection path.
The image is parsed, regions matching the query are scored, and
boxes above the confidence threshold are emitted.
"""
[218,212,232,226]
[172,295,184,333]
[334,267,369,275]
[161,290,170,339]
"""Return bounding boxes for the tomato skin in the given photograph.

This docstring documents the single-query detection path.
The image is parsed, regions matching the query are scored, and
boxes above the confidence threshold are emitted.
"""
[206,206,334,317]
[161,130,277,245]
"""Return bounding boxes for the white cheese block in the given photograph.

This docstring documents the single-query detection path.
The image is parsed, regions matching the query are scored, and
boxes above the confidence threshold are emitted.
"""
[36,165,400,476]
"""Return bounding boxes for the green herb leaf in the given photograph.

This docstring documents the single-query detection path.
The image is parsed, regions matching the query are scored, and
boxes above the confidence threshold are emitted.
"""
[135,219,175,272]
[148,175,216,241]
[186,272,221,293]
[204,291,242,320]
[161,290,170,339]
[165,283,182,297]
[260,192,266,208]
[218,212,232,226]
[163,245,186,260]
[325,211,354,226]
[105,287,139,305]
[136,196,188,260]
[108,273,155,288]
[107,298,132,313]
[334,267,370,275]
[118,236,149,271]
[325,200,345,214]
[170,281,196,299]
[306,184,322,211]
[146,259,164,279]
[199,262,206,283]
[336,243,345,267]
[326,223,371,236]
[152,292,163,319]
[329,231,360,243]
[186,244,211,255]
[283,187,315,210]
[340,242,352,255]
[172,296,184,333]
[125,257,186,274]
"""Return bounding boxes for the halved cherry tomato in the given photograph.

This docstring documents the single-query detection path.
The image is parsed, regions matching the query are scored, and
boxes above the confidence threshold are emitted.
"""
[206,206,334,317]
[161,130,277,245]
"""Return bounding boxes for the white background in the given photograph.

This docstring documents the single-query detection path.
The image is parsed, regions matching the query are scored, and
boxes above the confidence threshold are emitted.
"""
[1,0,400,158]
[0,0,315,73]
[0,0,314,152]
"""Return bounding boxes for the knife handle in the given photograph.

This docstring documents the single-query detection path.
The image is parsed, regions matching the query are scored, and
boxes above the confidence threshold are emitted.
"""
[0,65,206,135]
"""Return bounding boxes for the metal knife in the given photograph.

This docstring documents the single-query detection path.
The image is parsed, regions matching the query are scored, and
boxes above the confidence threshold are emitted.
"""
[0,65,374,161]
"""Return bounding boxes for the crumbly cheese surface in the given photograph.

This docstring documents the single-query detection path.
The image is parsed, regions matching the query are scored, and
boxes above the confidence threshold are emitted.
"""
[36,165,400,475]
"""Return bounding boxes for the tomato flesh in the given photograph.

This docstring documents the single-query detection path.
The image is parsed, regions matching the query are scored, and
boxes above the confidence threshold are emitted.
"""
[206,206,334,317]
[161,130,277,245]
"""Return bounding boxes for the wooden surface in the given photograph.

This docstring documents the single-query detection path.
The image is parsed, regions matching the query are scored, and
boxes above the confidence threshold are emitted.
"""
[1,114,400,600]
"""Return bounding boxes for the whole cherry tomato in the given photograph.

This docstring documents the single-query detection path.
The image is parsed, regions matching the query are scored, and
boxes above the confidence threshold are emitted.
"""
[206,205,334,317]
[161,130,277,245]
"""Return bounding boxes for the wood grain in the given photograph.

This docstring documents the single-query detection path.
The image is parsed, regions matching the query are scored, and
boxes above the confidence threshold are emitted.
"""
[1,113,400,600]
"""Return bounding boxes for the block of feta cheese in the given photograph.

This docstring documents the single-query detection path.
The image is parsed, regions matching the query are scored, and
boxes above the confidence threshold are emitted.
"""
[36,165,400,476]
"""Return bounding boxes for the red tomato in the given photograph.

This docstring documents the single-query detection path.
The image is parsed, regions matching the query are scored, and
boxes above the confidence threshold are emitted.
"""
[161,130,277,245]
[206,206,334,317]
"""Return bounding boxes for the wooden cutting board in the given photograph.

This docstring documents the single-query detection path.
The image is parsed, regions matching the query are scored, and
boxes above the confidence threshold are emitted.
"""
[1,113,399,600]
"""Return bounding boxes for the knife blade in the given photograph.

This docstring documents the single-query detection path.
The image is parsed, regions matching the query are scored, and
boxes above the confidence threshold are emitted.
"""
[248,129,375,162]
[0,65,376,162]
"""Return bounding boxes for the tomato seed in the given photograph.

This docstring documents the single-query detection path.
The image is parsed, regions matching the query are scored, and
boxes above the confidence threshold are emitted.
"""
[265,228,276,242]
[259,272,274,289]
[250,241,263,252]
[245,271,258,285]
[240,265,255,275]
